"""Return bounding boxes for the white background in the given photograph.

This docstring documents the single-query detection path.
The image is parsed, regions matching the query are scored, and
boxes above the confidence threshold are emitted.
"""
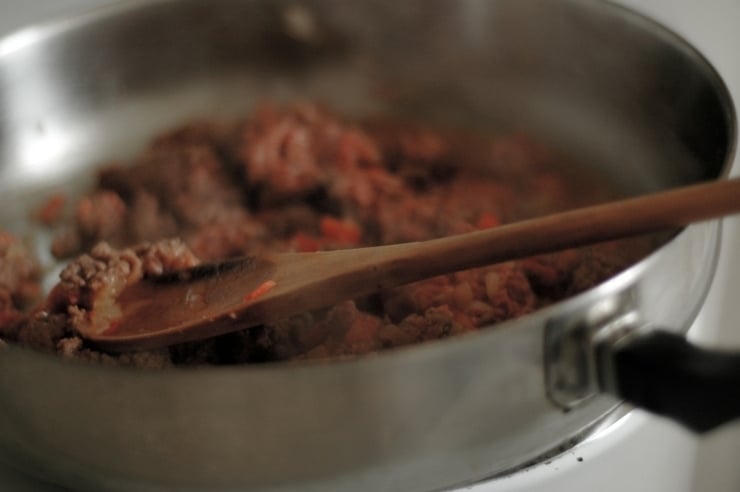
[621,1,740,490]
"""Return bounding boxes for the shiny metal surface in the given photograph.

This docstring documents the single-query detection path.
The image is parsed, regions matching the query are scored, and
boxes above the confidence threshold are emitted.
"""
[545,292,641,410]
[0,0,734,491]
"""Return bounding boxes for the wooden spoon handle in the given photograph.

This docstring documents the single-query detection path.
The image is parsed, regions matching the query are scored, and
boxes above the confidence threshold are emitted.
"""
[363,177,740,287]
[91,177,740,352]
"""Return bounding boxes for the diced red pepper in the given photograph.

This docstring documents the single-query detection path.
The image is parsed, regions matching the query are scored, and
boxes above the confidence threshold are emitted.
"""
[319,216,361,245]
[35,194,66,225]
[476,211,501,230]
[243,280,277,304]
[291,232,321,252]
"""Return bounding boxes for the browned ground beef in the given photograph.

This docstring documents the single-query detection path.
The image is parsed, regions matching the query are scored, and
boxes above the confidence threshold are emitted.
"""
[0,232,42,343]
[0,103,656,366]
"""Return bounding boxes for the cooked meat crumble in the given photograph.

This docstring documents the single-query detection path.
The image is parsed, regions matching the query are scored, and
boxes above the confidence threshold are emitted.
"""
[0,103,657,367]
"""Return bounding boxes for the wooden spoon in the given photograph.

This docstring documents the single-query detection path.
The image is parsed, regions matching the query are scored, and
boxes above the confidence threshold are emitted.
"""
[85,177,740,352]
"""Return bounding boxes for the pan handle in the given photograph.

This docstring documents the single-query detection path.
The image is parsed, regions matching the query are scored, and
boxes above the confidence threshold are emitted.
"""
[597,330,740,433]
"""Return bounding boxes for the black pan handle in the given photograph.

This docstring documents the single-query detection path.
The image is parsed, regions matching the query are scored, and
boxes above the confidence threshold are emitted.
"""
[603,330,740,433]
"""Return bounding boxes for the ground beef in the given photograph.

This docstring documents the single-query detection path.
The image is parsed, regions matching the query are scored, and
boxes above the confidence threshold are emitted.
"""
[0,102,658,367]
[46,240,200,338]
[0,232,41,312]
[12,240,197,366]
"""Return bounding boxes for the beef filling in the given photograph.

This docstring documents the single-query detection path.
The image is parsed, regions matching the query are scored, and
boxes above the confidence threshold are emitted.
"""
[0,103,658,367]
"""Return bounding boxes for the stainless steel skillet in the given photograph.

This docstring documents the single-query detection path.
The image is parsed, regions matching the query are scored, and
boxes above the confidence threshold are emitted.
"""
[0,0,736,491]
